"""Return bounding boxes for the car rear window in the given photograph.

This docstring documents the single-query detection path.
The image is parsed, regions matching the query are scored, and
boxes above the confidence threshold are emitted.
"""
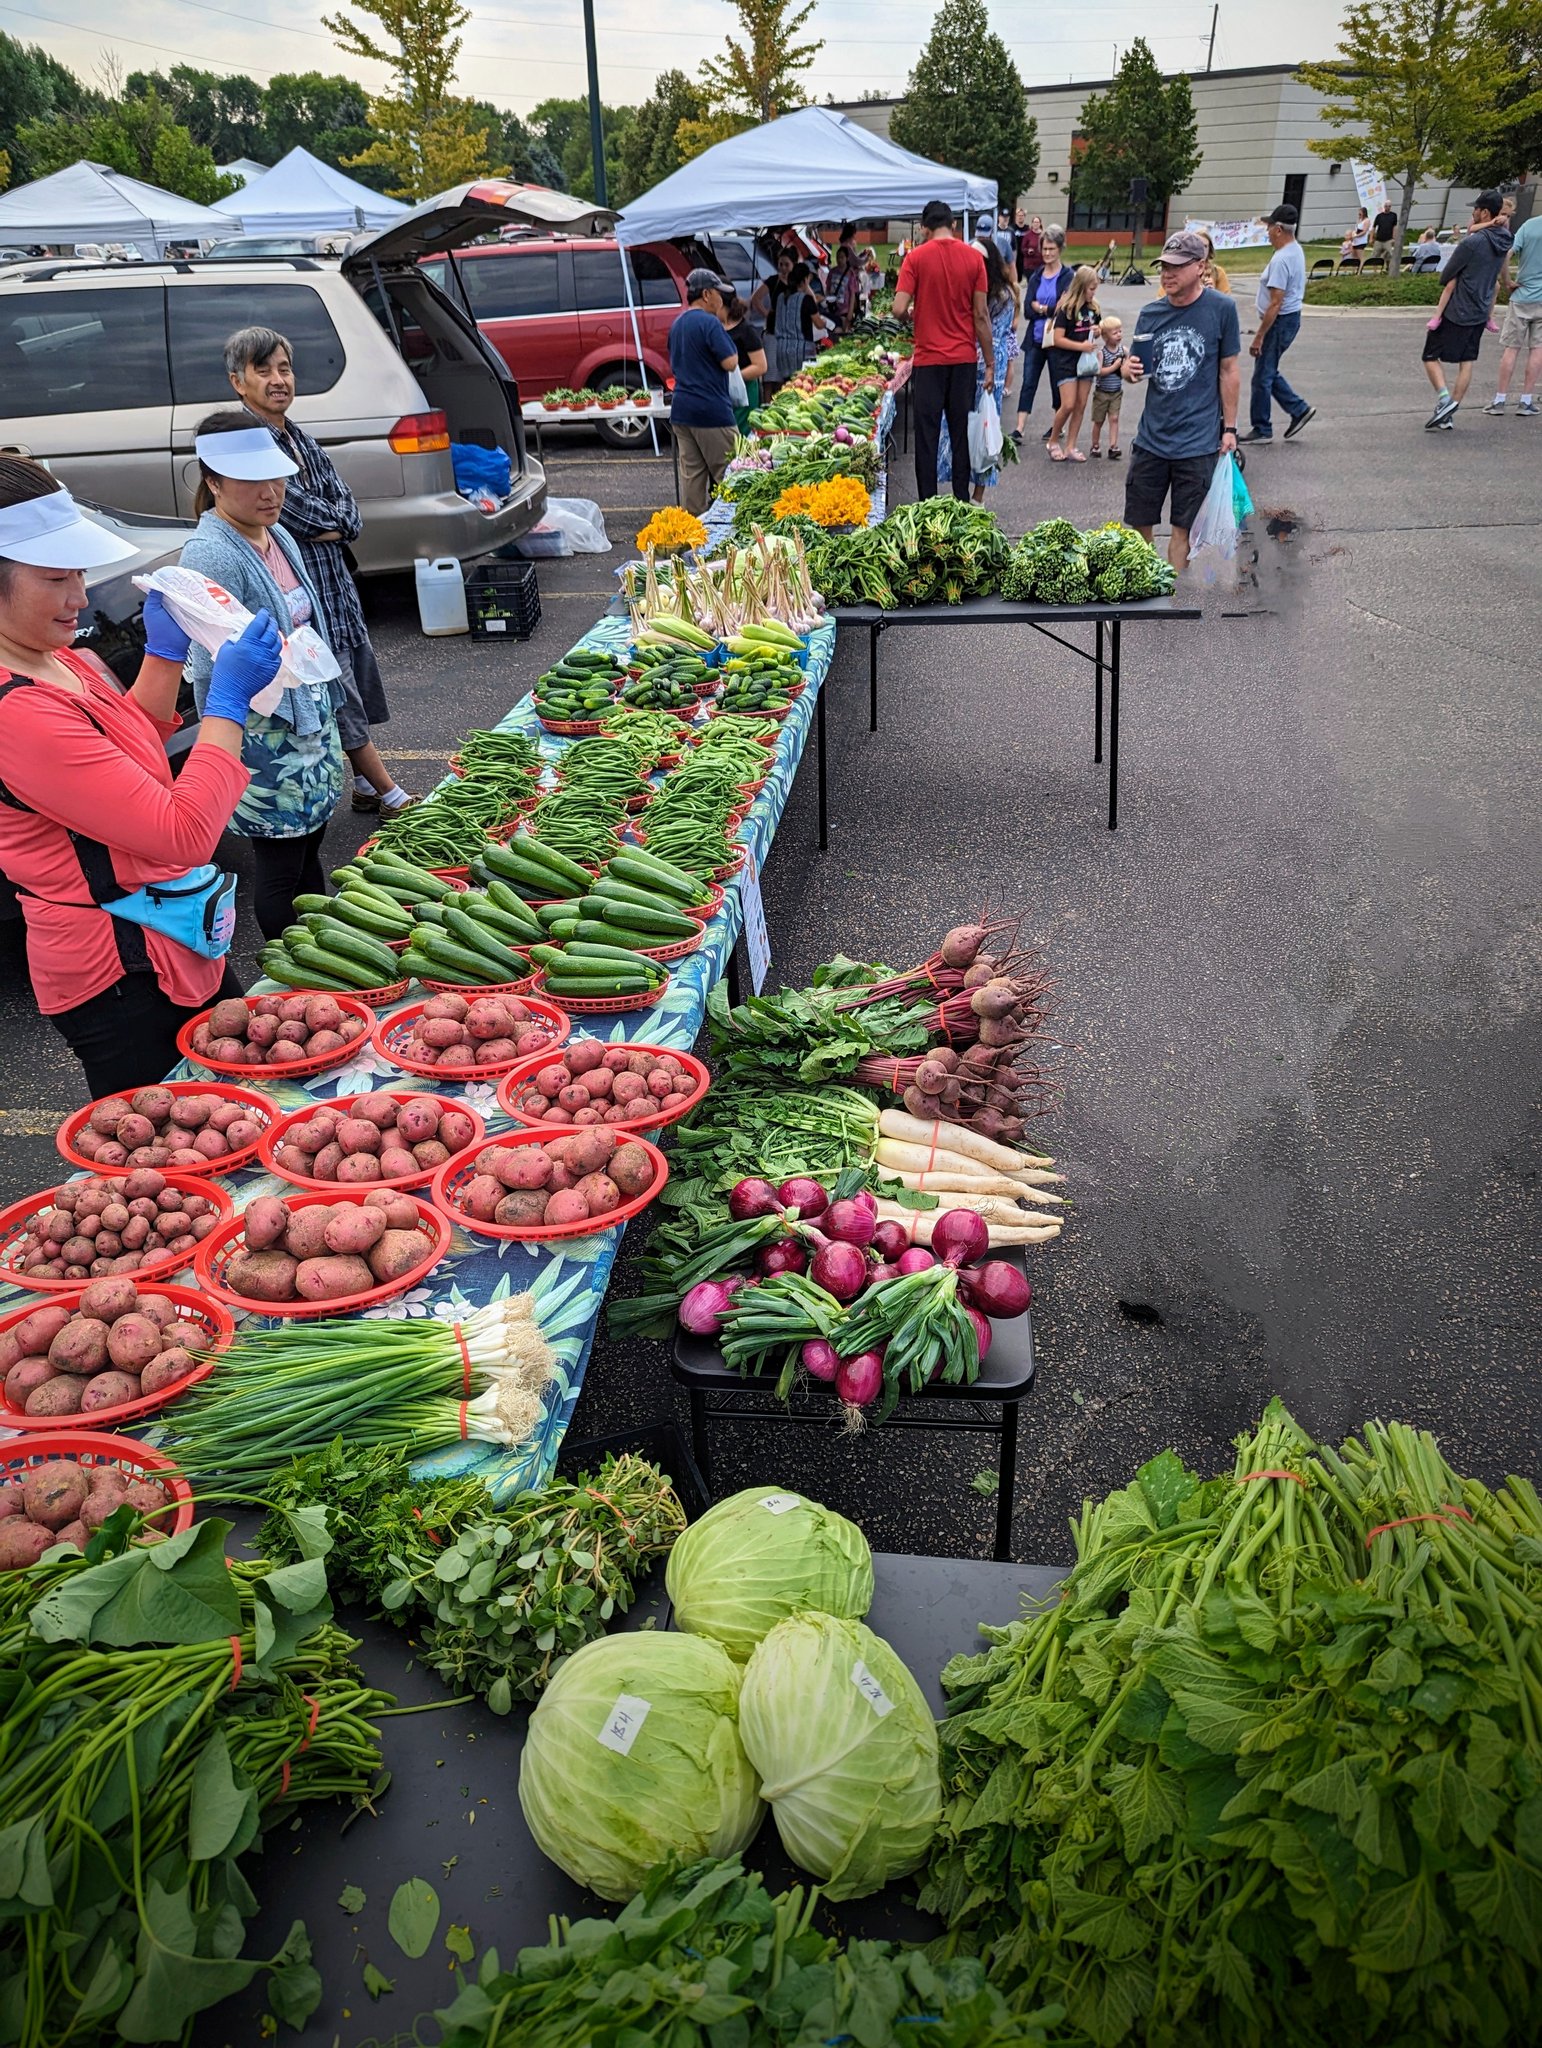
[573,248,680,311]
[167,283,346,402]
[461,251,563,319]
[0,286,170,415]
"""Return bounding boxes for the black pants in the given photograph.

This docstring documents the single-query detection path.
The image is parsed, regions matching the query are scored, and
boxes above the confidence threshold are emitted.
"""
[252,826,328,941]
[1016,341,1056,422]
[912,362,976,502]
[51,961,243,1101]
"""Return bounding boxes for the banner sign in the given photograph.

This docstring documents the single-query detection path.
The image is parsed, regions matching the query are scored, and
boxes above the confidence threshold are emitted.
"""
[1350,161,1388,215]
[1185,217,1271,250]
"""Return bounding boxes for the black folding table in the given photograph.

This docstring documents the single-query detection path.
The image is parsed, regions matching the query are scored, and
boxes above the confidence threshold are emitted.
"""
[814,593,1201,836]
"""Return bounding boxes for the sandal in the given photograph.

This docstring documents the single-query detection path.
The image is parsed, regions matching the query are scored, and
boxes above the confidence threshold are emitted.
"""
[1066,449,1087,462]
[1048,447,1067,461]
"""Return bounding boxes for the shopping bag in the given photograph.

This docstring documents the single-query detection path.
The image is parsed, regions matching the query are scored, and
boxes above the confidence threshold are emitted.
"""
[1188,453,1242,558]
[512,497,612,559]
[132,565,337,716]
[1231,457,1255,525]
[967,395,1004,474]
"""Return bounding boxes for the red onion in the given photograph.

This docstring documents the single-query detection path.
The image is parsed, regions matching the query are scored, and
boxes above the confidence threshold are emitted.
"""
[871,1219,910,1260]
[867,1259,902,1285]
[964,1305,993,1360]
[852,1189,878,1217]
[727,1176,781,1220]
[823,1197,876,1248]
[835,1347,884,1408]
[777,1176,828,1219]
[959,1260,1032,1319]
[801,1337,840,1381]
[677,1280,736,1336]
[896,1246,936,1274]
[810,1240,867,1302]
[931,1208,990,1268]
[757,1237,808,1277]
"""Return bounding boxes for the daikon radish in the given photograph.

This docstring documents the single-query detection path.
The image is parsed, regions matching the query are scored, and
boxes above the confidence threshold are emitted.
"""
[877,1108,1054,1173]
[871,1197,1061,1247]
[887,1165,1067,1206]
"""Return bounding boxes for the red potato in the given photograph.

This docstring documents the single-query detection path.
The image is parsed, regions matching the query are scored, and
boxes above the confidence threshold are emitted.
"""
[322,1206,388,1256]
[106,1315,162,1371]
[223,1118,262,1151]
[89,1097,134,1135]
[547,1162,576,1192]
[295,1255,374,1301]
[366,1230,425,1284]
[140,1348,196,1396]
[611,1072,648,1105]
[337,1017,366,1042]
[136,1294,178,1328]
[290,1119,335,1155]
[421,1018,466,1051]
[124,1170,166,1202]
[536,1064,571,1095]
[266,1041,309,1065]
[335,1118,382,1155]
[243,1197,290,1250]
[465,999,514,1042]
[515,1026,555,1057]
[500,1147,552,1190]
[0,1331,19,1373]
[120,1217,151,1250]
[246,1014,280,1049]
[6,1358,56,1406]
[274,1021,308,1045]
[169,1098,213,1130]
[48,1319,110,1376]
[310,1142,344,1180]
[190,1023,214,1054]
[436,1109,476,1154]
[350,1093,400,1129]
[394,1100,440,1147]
[14,1305,74,1355]
[116,1114,157,1150]
[610,1143,657,1199]
[564,1040,605,1075]
[601,1047,633,1071]
[474,1039,517,1065]
[123,1478,171,1517]
[336,1153,383,1184]
[26,1377,85,1416]
[22,1462,88,1530]
[0,1520,58,1568]
[282,1208,334,1261]
[544,1189,591,1226]
[272,1145,312,1178]
[377,1147,417,1179]
[558,1085,590,1113]
[646,1071,673,1100]
[421,993,469,1022]
[581,1067,614,1101]
[209,999,251,1039]
[251,995,285,1019]
[410,1139,449,1169]
[364,1190,421,1229]
[305,1030,347,1057]
[224,1249,300,1300]
[192,1130,229,1161]
[574,1172,620,1216]
[494,1190,549,1226]
[459,1175,504,1222]
[304,994,345,1035]
[81,1371,142,1414]
[206,1101,247,1133]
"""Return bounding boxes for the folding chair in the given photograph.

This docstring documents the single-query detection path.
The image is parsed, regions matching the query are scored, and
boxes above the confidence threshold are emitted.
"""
[1309,258,1336,282]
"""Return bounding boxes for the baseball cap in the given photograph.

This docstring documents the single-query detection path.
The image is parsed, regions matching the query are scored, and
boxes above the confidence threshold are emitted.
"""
[0,486,138,569]
[1157,229,1209,266]
[1266,204,1299,227]
[685,266,730,299]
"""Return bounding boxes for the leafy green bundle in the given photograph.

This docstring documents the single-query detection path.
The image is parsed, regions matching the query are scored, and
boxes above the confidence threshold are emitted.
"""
[430,1855,1059,2047]
[999,518,1176,605]
[923,1401,1542,2045]
[808,499,1010,609]
[259,1446,686,1714]
[0,1516,388,2044]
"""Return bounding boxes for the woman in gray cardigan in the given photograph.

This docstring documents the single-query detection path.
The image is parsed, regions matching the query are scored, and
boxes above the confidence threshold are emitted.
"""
[179,412,345,938]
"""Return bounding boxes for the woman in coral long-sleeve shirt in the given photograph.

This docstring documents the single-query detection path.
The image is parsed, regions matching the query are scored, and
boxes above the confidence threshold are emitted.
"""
[0,457,282,1096]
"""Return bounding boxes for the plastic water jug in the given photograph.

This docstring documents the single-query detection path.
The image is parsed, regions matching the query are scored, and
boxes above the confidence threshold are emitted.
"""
[414,556,469,636]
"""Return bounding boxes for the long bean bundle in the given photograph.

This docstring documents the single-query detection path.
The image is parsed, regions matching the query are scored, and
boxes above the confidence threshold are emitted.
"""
[373,731,542,864]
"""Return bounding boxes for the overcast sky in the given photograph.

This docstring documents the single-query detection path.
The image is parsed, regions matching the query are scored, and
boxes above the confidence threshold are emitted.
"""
[5,0,1351,123]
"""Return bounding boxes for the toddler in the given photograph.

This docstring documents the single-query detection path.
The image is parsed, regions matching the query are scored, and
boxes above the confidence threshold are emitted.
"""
[1089,316,1127,460]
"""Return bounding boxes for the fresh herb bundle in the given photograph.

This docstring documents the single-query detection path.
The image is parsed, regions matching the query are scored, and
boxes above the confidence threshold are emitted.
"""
[924,1401,1542,2046]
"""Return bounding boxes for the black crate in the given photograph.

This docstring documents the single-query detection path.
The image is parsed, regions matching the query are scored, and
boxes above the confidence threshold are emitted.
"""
[555,1418,711,1522]
[465,557,540,639]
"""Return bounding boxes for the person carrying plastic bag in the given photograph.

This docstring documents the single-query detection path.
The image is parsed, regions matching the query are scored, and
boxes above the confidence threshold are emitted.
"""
[937,236,1019,503]
[1186,450,1254,583]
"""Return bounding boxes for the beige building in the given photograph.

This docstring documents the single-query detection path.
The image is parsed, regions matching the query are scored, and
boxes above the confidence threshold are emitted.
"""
[835,64,1480,246]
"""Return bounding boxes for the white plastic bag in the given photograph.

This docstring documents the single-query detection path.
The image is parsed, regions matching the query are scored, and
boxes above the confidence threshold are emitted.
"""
[726,363,749,408]
[967,395,1003,474]
[513,497,611,559]
[1187,453,1242,558]
[133,565,338,715]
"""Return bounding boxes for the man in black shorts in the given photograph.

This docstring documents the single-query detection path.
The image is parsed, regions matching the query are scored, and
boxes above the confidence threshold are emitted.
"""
[1422,190,1513,429]
[1118,229,1241,570]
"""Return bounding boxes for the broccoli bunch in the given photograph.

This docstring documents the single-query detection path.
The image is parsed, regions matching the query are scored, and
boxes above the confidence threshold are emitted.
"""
[999,518,1176,604]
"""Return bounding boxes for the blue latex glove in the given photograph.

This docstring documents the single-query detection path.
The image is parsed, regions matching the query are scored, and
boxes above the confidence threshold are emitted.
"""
[204,609,284,724]
[140,588,191,664]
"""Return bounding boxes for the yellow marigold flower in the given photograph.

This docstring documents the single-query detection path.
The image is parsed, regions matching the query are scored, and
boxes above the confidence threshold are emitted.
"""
[636,506,708,553]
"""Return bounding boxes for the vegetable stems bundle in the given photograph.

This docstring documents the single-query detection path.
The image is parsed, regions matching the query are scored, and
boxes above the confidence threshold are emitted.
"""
[162,1297,556,1484]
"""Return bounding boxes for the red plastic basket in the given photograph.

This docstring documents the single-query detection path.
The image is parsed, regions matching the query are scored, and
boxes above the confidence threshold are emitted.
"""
[634,928,704,962]
[713,850,747,881]
[538,716,609,737]
[0,1432,193,1539]
[177,994,375,1081]
[194,1190,451,1319]
[431,1126,670,1243]
[684,883,726,924]
[429,865,472,883]
[420,972,540,998]
[0,1284,234,1432]
[528,969,671,1015]
[496,1045,709,1135]
[55,1082,280,1178]
[370,995,571,1080]
[352,977,412,1008]
[260,1091,487,1193]
[0,1175,235,1296]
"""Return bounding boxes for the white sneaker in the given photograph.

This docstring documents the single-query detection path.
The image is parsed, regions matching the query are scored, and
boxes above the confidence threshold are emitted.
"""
[1482,399,1507,415]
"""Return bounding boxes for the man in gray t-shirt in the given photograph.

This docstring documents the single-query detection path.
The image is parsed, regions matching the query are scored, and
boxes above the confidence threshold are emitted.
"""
[1422,189,1513,428]
[1242,205,1314,443]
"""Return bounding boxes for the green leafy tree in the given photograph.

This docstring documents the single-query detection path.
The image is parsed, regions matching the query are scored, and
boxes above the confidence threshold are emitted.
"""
[1299,1,1521,274]
[698,0,823,125]
[1448,0,1542,186]
[261,72,392,191]
[323,0,500,198]
[126,66,267,163]
[617,70,706,202]
[1,31,95,179]
[530,95,634,202]
[14,86,236,203]
[1074,38,1199,267]
[675,108,756,164]
[890,0,1038,213]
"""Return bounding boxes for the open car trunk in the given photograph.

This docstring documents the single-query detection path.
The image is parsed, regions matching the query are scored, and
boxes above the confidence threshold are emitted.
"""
[358,264,528,478]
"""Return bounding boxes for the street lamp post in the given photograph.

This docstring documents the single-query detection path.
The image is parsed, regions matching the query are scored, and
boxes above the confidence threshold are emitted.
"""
[583,0,607,208]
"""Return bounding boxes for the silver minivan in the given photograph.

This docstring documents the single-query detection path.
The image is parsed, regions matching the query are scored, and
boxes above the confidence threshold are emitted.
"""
[0,189,552,575]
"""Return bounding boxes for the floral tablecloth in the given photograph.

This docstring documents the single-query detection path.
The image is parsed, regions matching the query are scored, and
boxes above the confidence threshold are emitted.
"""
[0,618,836,1500]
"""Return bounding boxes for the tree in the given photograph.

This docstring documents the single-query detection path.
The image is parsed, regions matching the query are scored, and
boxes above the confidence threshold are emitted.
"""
[529,95,634,202]
[261,72,388,189]
[322,0,466,119]
[1448,0,1542,187]
[1074,38,1200,268]
[354,96,504,196]
[323,0,499,199]
[126,66,267,163]
[890,0,1038,212]
[675,109,756,163]
[1299,1,1519,274]
[617,70,706,202]
[698,0,823,125]
[13,86,236,203]
[1,30,94,178]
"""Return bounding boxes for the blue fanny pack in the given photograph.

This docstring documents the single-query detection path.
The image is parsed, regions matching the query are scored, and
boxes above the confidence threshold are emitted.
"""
[102,865,238,960]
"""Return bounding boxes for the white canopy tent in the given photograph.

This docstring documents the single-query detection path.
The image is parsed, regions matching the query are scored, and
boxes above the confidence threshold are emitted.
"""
[614,106,996,246]
[0,161,231,255]
[218,158,270,190]
[214,147,407,234]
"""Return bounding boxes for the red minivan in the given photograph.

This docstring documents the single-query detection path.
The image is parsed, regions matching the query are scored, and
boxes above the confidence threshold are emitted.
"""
[420,237,692,446]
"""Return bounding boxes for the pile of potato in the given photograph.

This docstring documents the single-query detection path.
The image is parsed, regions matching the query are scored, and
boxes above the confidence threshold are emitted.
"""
[71,1085,266,1170]
[270,1093,478,1185]
[453,1129,659,1231]
[2,1281,207,1420]
[223,1190,430,1303]
[505,1041,698,1126]
[399,992,561,1071]
[189,994,367,1068]
[0,1457,176,1568]
[13,1172,222,1283]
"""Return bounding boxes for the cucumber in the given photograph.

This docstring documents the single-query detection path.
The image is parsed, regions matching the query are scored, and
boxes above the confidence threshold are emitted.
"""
[362,853,454,900]
[509,836,594,891]
[288,937,382,991]
[299,918,401,981]
[564,938,664,975]
[443,904,528,976]
[608,851,708,907]
[573,917,674,952]
[578,893,696,939]
[417,929,512,985]
[327,893,413,942]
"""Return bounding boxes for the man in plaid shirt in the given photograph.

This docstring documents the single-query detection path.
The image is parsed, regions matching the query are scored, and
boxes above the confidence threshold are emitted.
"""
[224,325,413,814]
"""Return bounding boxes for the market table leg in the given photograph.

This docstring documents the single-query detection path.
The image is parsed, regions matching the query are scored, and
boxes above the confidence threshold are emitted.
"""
[869,622,882,732]
[994,1401,1020,1561]
[688,1388,713,1491]
[1094,619,1104,764]
[1108,620,1122,831]
[726,948,742,1006]
[817,671,828,850]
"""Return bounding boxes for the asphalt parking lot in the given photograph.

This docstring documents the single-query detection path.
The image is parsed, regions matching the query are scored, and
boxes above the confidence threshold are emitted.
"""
[2,299,1538,1562]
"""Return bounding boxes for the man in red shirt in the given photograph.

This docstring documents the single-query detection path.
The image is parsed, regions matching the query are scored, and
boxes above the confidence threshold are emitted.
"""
[894,200,998,501]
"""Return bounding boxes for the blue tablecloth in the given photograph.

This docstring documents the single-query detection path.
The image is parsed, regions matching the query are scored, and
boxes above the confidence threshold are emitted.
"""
[0,620,836,1499]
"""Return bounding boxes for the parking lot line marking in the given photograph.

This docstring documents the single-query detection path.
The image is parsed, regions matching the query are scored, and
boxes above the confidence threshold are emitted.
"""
[0,1110,63,1137]
[378,749,456,760]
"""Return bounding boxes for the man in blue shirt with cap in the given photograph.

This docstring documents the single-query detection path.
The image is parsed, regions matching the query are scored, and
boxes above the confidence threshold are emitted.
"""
[669,268,741,513]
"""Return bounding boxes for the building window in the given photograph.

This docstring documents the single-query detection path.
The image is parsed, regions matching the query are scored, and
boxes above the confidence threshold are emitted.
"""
[1065,140,1167,234]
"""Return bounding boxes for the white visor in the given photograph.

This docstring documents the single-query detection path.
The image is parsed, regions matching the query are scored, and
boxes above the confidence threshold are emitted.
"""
[0,488,139,569]
[193,426,299,481]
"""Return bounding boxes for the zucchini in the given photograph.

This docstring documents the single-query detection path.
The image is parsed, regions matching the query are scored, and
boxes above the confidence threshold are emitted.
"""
[417,928,512,985]
[589,876,696,919]
[484,877,545,928]
[535,898,584,927]
[298,918,400,981]
[459,889,541,942]
[443,904,528,975]
[397,948,441,981]
[329,891,413,940]
[578,893,696,939]
[608,851,708,906]
[361,853,454,900]
[508,836,594,891]
[287,937,383,991]
[564,938,664,975]
[481,840,562,889]
[573,917,673,952]
[542,971,657,996]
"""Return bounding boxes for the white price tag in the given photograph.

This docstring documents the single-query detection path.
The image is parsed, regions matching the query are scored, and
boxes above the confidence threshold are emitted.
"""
[596,1693,651,1755]
[739,846,772,995]
[761,1493,802,1515]
[851,1660,895,1717]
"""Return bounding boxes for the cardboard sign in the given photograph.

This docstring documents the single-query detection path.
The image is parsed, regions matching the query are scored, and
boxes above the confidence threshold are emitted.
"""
[740,846,772,995]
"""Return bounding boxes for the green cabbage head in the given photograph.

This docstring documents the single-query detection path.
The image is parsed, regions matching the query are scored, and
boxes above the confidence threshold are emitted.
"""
[666,1486,874,1661]
[518,1630,763,1900]
[739,1612,940,1900]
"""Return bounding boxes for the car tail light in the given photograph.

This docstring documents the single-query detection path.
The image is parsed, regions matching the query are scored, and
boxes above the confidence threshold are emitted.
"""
[389,410,450,454]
